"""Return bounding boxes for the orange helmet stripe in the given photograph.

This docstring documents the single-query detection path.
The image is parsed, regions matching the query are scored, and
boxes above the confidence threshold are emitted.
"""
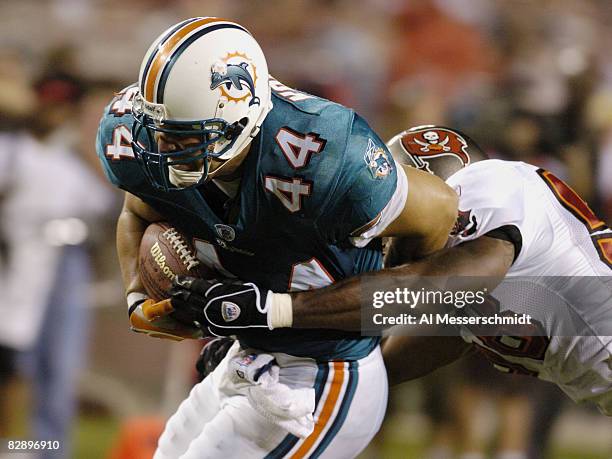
[143,17,236,102]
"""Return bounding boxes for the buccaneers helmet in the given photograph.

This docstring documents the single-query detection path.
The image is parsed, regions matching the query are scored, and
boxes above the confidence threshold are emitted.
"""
[131,17,272,190]
[387,125,488,180]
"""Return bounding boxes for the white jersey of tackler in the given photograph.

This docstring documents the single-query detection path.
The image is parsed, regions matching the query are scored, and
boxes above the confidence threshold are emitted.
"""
[446,159,612,415]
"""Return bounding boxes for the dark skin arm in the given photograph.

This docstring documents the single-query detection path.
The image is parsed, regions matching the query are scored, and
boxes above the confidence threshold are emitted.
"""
[291,235,513,385]
[382,335,471,385]
[290,235,515,330]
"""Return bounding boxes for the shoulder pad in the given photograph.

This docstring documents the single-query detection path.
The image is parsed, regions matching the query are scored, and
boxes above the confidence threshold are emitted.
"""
[269,77,341,116]
[95,83,150,189]
[446,159,525,242]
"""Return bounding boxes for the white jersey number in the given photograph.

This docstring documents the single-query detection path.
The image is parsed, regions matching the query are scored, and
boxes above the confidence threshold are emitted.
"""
[265,127,325,212]
[275,127,326,169]
[264,176,311,213]
[105,125,135,160]
[109,85,138,116]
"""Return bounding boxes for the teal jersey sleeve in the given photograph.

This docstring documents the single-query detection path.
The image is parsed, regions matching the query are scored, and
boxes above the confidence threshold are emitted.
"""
[95,83,152,192]
[95,113,123,187]
[320,114,401,245]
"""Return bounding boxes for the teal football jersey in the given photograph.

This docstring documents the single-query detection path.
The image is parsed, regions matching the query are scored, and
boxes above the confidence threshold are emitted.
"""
[97,81,400,360]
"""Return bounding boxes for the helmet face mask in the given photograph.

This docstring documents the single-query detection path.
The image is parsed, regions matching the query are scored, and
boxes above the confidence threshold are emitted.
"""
[131,94,247,190]
[131,17,272,191]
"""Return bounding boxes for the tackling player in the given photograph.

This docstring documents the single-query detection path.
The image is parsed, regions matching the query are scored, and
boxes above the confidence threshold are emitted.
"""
[96,18,458,458]
[170,126,612,416]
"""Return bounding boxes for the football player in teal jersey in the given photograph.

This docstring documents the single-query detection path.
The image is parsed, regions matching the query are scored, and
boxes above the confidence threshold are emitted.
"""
[96,17,457,458]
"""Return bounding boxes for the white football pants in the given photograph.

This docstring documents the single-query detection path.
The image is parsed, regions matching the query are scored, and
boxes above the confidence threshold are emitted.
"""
[153,343,388,458]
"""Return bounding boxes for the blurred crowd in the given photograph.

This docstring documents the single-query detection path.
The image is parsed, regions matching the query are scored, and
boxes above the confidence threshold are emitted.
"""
[0,0,611,458]
[4,0,611,217]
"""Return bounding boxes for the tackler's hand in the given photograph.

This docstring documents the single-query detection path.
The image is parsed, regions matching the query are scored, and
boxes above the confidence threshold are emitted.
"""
[166,276,278,336]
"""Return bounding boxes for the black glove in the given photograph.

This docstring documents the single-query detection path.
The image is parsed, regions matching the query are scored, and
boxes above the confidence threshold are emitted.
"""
[195,337,234,381]
[169,276,271,336]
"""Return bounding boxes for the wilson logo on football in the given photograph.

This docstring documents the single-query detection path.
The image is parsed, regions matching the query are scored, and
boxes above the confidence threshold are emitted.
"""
[401,127,471,174]
[150,242,177,281]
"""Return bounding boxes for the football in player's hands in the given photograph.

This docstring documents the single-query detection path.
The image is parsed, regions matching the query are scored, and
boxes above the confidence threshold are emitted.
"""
[138,222,213,301]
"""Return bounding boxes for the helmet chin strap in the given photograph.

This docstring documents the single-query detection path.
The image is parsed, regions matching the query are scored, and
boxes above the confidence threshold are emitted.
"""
[168,139,250,188]
[168,166,204,188]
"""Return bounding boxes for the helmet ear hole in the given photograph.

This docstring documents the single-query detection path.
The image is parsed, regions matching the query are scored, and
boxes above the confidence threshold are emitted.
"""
[225,117,249,141]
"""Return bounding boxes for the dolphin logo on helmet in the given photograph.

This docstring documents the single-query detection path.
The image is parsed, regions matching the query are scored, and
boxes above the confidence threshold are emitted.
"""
[210,62,260,107]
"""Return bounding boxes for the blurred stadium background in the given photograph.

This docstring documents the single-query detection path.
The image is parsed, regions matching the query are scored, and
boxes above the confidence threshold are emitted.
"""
[0,0,611,458]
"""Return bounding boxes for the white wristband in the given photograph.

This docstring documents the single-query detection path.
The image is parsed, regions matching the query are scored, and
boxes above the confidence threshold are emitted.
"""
[267,292,293,329]
[127,291,147,309]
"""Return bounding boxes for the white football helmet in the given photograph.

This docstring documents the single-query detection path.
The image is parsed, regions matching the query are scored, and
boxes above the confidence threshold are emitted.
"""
[131,17,272,191]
